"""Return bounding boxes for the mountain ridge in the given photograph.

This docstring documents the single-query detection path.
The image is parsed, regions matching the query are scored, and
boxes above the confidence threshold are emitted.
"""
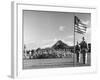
[52,40,70,50]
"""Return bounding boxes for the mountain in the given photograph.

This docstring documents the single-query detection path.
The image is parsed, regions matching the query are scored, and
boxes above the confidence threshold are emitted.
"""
[52,40,69,50]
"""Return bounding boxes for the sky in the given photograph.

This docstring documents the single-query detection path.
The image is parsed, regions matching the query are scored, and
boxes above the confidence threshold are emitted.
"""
[23,10,91,50]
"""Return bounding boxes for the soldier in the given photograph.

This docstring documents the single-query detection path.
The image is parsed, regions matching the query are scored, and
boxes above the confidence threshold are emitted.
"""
[31,49,34,59]
[75,41,80,63]
[80,37,88,64]
[88,43,91,53]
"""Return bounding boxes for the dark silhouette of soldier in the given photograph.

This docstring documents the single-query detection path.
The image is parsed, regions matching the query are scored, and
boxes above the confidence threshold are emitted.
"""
[79,37,87,64]
[31,49,34,59]
[75,41,80,63]
[88,43,91,53]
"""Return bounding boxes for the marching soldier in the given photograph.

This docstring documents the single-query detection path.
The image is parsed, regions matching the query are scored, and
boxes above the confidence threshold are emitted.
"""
[75,41,80,63]
[80,37,88,64]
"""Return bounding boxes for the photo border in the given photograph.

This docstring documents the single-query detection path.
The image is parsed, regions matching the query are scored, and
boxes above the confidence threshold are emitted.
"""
[11,1,97,78]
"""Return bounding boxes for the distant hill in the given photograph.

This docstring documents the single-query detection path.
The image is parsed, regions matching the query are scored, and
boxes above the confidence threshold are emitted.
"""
[52,40,69,50]
[25,40,74,51]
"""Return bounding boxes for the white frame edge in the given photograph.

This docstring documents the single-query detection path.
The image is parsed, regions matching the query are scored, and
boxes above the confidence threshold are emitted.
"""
[11,1,97,79]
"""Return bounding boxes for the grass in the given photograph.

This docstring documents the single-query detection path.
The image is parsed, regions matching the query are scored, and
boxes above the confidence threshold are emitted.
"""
[23,53,91,69]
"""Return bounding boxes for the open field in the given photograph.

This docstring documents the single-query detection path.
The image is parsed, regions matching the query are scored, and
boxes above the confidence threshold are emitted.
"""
[23,53,91,69]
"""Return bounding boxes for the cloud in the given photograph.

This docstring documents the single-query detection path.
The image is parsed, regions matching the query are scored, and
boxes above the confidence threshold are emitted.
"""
[41,43,53,48]
[59,26,64,31]
[86,27,91,34]
[53,38,58,42]
[82,20,90,25]
[26,38,58,49]
[64,41,74,46]
[41,38,59,48]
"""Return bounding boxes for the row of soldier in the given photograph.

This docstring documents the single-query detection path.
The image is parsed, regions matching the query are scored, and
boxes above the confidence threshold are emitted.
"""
[23,48,73,59]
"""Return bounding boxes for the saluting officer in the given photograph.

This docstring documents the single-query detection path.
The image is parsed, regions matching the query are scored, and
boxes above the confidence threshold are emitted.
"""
[80,37,87,64]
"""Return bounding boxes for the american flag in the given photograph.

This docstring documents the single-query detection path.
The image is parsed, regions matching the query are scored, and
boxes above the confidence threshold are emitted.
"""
[74,16,87,34]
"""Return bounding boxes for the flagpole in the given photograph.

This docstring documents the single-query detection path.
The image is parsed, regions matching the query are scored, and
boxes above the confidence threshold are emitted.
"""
[73,14,75,67]
[73,15,87,66]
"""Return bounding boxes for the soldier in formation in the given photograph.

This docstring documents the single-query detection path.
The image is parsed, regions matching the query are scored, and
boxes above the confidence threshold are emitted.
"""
[75,37,88,64]
[79,37,88,64]
[75,41,80,63]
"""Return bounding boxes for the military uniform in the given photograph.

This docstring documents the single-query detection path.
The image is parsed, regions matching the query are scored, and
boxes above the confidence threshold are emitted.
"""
[75,42,80,63]
[80,37,87,64]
